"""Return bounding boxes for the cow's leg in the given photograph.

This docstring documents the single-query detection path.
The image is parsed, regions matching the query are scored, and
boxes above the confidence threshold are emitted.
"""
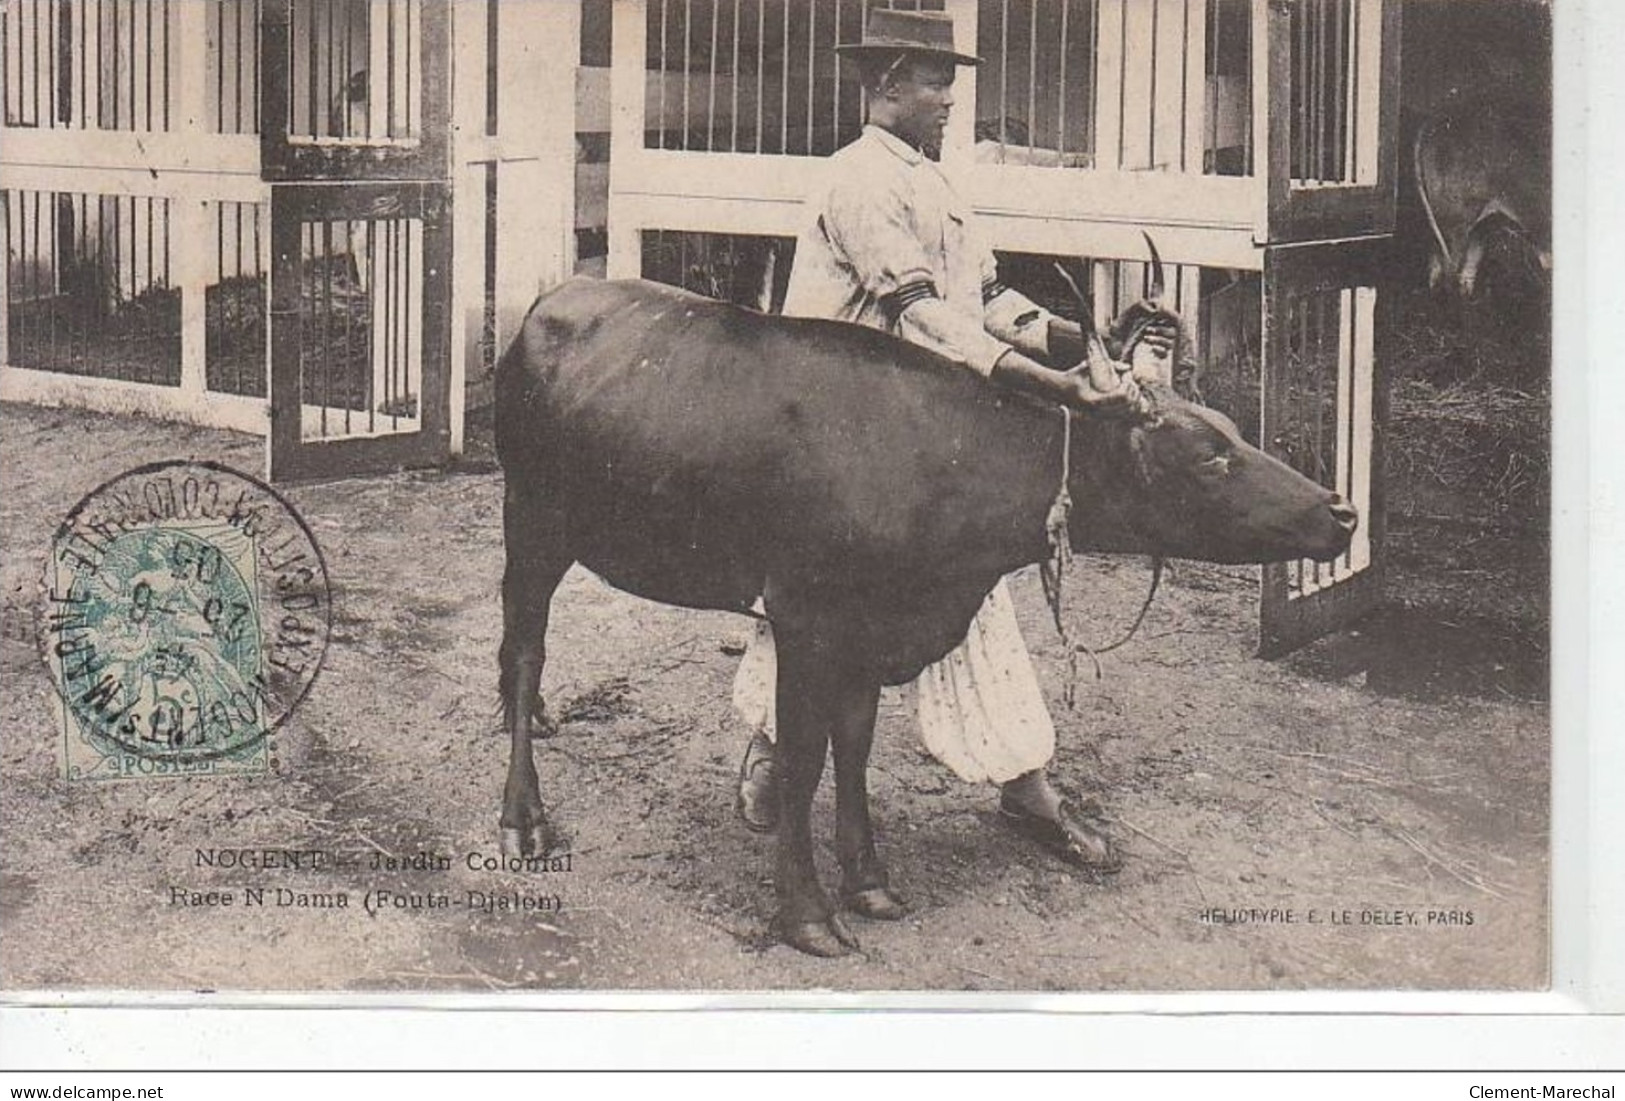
[771,624,859,957]
[831,677,907,922]
[1458,229,1489,302]
[1427,249,1448,297]
[497,483,572,858]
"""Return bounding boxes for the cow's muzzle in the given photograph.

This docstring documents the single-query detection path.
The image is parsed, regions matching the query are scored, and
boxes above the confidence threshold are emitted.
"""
[1301,495,1360,562]
[1329,497,1359,536]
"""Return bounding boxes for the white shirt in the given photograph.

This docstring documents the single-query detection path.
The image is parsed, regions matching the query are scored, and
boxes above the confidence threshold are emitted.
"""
[783,125,1054,376]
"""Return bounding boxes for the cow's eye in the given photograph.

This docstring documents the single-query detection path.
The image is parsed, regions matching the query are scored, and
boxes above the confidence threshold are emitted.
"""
[1198,455,1231,477]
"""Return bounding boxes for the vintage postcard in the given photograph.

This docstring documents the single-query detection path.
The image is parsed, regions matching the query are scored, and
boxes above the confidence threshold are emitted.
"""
[0,0,1551,994]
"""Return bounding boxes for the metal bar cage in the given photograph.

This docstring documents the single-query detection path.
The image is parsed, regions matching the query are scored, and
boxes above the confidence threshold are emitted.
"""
[637,0,1265,177]
[639,228,794,311]
[1287,0,1368,186]
[975,0,1253,176]
[286,0,421,142]
[205,198,268,395]
[643,0,940,157]
[2,186,271,393]
[292,212,424,440]
[2,188,179,384]
[211,0,264,134]
[3,0,174,131]
[0,0,435,140]
[1,0,264,134]
[1278,284,1374,597]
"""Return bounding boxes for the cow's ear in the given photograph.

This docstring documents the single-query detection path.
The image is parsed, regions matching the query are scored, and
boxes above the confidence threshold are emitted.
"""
[1130,401,1163,431]
[1131,382,1167,428]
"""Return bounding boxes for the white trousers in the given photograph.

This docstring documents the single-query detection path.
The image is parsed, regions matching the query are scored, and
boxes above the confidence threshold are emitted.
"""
[730,579,1056,785]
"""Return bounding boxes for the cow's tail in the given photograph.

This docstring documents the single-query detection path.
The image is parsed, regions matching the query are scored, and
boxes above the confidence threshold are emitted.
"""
[492,308,532,471]
[493,285,569,471]
[1414,116,1454,283]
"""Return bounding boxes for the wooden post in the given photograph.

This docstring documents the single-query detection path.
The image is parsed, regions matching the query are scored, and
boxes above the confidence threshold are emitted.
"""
[173,0,210,130]
[1182,0,1209,177]
[1147,0,1183,172]
[1094,0,1124,171]
[449,0,487,456]
[173,197,212,400]
[0,0,14,362]
[496,0,578,326]
[1354,0,1382,185]
[1252,0,1274,235]
[606,0,646,279]
[407,214,424,423]
[369,1,391,140]
[940,0,977,171]
[371,217,392,430]
[448,157,479,455]
[1091,260,1113,335]
[446,0,580,454]
[0,190,10,368]
[1348,283,1374,572]
[1177,263,1202,358]
[173,0,212,401]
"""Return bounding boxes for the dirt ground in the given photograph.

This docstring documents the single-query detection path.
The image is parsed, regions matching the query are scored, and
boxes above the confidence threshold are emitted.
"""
[0,400,1548,993]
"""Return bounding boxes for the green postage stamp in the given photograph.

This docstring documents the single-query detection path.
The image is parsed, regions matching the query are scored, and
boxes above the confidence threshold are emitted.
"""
[41,461,331,781]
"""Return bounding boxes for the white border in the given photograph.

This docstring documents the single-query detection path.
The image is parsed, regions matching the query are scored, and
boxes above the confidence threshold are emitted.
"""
[2,0,1620,1070]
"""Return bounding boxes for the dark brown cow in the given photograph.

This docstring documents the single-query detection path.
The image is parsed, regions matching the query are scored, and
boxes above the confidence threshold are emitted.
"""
[494,278,1357,956]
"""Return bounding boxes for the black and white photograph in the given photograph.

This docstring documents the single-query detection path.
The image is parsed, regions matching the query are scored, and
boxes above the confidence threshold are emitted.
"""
[0,0,1554,993]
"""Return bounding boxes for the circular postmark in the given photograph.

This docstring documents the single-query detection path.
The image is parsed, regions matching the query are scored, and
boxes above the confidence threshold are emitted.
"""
[41,461,331,776]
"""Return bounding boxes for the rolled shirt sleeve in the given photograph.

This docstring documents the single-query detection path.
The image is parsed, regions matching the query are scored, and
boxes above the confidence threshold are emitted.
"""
[896,297,1013,377]
[982,283,1056,361]
[975,228,1055,361]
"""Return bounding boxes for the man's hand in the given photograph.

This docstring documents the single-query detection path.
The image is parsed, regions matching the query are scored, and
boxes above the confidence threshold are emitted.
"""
[1046,307,1183,369]
[991,348,1145,418]
[1106,299,1183,362]
[1061,359,1145,417]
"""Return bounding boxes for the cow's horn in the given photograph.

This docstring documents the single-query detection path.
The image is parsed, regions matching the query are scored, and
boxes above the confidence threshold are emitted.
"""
[1053,260,1118,389]
[1053,261,1127,395]
[1052,260,1095,341]
[1142,231,1165,304]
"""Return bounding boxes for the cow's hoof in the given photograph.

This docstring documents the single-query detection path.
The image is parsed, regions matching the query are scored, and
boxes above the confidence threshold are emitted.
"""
[842,886,908,921]
[779,913,861,957]
[500,823,551,858]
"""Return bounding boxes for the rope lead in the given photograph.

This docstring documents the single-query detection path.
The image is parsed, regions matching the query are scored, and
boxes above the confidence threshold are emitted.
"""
[1040,406,1165,709]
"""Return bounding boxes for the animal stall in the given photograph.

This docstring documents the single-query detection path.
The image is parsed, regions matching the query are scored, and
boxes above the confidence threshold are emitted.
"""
[0,0,578,480]
[601,0,1399,653]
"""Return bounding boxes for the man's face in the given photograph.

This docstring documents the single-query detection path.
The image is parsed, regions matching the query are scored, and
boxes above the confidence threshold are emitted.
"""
[886,57,957,157]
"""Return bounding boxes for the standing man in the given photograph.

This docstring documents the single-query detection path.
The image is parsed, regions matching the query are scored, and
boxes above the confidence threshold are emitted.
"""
[732,8,1176,874]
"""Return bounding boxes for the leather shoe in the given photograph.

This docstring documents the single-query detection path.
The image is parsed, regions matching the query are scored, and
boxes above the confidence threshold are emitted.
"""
[736,730,778,833]
[998,795,1121,873]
